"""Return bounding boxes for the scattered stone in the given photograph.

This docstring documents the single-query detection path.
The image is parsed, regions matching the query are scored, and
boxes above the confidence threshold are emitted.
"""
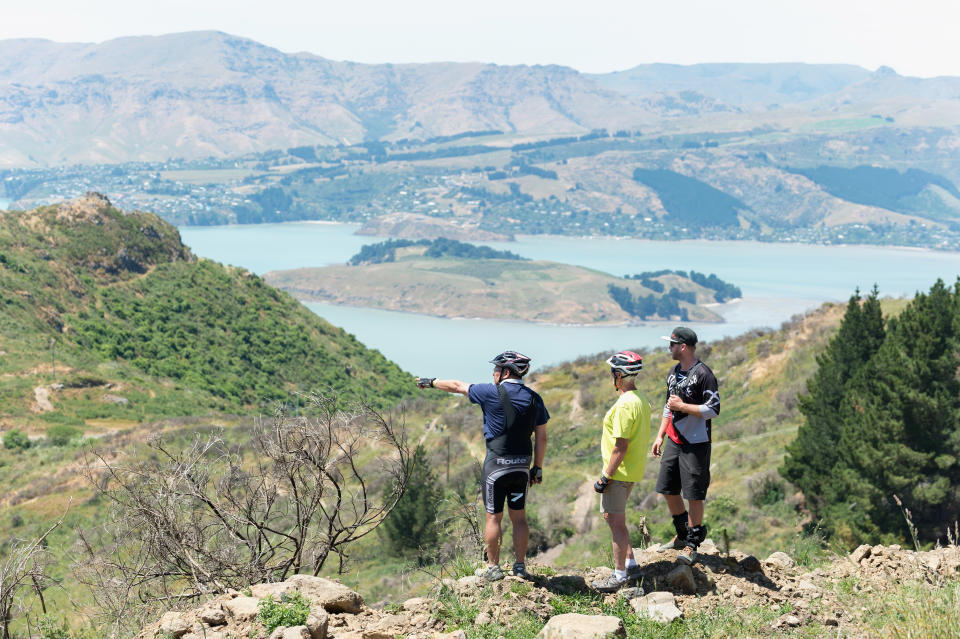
[665,565,697,594]
[536,614,625,639]
[250,576,364,613]
[223,596,261,622]
[796,580,819,593]
[765,552,795,569]
[698,539,718,555]
[730,586,744,597]
[630,591,682,623]
[440,631,467,639]
[617,586,645,600]
[474,612,492,626]
[158,612,189,638]
[739,555,762,572]
[455,576,484,590]
[850,544,872,564]
[402,597,432,611]
[306,607,329,639]
[199,604,227,626]
[772,614,802,628]
[824,616,840,626]
[268,627,311,639]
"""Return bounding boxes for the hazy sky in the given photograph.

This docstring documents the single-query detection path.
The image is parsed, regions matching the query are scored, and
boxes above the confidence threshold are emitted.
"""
[3,0,959,77]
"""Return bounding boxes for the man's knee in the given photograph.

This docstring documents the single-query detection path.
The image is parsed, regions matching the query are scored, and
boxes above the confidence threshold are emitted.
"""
[507,508,527,525]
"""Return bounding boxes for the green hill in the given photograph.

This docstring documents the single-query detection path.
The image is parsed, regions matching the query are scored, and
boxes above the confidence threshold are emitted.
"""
[0,193,414,428]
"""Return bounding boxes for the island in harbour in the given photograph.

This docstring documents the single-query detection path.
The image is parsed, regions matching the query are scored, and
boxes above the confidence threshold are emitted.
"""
[263,238,740,325]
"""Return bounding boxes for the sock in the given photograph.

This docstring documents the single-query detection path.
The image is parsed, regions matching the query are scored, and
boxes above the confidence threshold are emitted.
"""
[625,558,638,569]
[614,569,627,581]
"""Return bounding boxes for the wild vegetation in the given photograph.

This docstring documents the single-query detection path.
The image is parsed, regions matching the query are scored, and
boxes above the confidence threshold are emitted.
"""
[782,282,960,545]
[348,238,526,266]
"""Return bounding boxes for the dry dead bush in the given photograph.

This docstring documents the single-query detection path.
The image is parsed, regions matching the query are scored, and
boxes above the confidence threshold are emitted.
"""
[74,393,410,636]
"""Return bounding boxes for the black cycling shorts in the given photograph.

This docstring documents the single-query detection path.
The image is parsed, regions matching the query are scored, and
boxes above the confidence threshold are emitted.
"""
[481,453,530,514]
[655,439,711,500]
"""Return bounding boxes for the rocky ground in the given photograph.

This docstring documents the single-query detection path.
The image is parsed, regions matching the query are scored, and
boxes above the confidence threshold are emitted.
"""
[138,543,960,639]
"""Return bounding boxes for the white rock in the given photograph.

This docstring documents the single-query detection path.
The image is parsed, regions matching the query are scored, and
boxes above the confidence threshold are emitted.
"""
[403,597,432,611]
[306,607,329,639]
[250,576,364,614]
[765,551,795,568]
[268,627,311,639]
[158,612,190,638]
[630,591,682,623]
[536,613,625,639]
[223,596,261,622]
[850,544,872,563]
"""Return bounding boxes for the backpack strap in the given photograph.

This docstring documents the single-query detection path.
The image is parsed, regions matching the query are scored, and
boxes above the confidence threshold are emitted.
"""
[497,382,517,431]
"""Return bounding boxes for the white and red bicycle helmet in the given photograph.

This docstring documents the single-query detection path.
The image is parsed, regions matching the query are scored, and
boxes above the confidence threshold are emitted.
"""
[606,350,643,376]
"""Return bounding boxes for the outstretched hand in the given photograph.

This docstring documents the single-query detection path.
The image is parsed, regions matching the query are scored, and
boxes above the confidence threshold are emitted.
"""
[416,377,436,389]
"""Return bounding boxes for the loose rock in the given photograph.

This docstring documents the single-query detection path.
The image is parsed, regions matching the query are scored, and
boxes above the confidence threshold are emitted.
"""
[536,614,625,639]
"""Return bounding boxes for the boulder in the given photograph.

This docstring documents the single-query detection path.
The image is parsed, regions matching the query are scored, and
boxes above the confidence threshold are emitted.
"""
[268,627,311,639]
[223,596,261,622]
[629,591,682,623]
[850,544,872,564]
[199,604,227,626]
[306,607,329,639]
[250,576,364,614]
[402,597,432,611]
[665,565,697,594]
[765,552,795,569]
[536,613,625,639]
[158,612,190,638]
[739,555,762,572]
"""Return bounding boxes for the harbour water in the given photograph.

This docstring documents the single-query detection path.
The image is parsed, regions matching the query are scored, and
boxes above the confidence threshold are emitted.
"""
[180,223,960,380]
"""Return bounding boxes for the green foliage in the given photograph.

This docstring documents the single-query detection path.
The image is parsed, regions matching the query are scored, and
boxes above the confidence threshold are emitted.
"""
[37,615,71,639]
[607,284,690,321]
[748,474,786,508]
[45,424,81,447]
[782,288,885,532]
[349,237,526,266]
[783,281,960,545]
[257,592,311,633]
[625,270,741,302]
[789,165,960,214]
[632,168,747,228]
[381,445,441,560]
[3,429,31,451]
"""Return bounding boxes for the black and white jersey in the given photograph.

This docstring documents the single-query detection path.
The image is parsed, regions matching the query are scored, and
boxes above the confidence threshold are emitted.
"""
[663,360,720,444]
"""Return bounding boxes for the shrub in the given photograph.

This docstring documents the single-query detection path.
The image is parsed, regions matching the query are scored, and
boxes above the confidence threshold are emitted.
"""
[749,474,786,508]
[46,424,81,447]
[257,592,311,633]
[38,615,70,639]
[3,429,31,451]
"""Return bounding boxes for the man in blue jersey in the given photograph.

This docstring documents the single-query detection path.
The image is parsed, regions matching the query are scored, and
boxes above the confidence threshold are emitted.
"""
[417,351,549,581]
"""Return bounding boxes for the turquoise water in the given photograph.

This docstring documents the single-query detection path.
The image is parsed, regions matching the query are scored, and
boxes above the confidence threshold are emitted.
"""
[179,223,960,380]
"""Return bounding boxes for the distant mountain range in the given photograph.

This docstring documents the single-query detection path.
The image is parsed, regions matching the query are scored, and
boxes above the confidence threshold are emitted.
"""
[2,31,959,167]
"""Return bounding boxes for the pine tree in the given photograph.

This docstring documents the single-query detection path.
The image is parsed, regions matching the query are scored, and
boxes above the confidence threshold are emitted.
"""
[834,279,960,543]
[380,444,441,562]
[781,288,885,517]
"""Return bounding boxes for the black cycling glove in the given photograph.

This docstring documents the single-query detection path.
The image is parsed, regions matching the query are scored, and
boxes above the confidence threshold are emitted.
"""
[594,475,610,493]
[416,377,436,389]
[529,466,542,485]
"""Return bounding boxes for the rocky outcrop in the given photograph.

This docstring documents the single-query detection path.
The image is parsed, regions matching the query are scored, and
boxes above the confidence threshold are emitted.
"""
[138,543,960,638]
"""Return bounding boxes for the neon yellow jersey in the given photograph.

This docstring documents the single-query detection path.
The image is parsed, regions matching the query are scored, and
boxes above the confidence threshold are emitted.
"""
[601,390,652,482]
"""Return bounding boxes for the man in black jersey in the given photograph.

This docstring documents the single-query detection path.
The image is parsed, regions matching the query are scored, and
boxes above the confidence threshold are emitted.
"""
[651,327,720,565]
[416,351,549,581]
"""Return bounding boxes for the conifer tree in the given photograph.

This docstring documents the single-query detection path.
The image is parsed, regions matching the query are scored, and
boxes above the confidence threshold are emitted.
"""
[834,279,960,543]
[781,288,885,516]
[380,444,441,562]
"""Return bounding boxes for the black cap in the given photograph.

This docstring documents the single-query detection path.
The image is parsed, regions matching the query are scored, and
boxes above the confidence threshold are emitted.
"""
[661,326,698,346]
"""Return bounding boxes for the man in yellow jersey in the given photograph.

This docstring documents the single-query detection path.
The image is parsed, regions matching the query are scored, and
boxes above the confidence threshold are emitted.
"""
[591,350,652,592]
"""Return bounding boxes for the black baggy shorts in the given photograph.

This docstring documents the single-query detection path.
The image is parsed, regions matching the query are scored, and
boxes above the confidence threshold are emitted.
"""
[481,453,530,514]
[655,439,711,500]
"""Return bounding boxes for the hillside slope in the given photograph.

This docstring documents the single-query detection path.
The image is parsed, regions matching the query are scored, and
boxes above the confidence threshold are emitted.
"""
[0,193,414,427]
